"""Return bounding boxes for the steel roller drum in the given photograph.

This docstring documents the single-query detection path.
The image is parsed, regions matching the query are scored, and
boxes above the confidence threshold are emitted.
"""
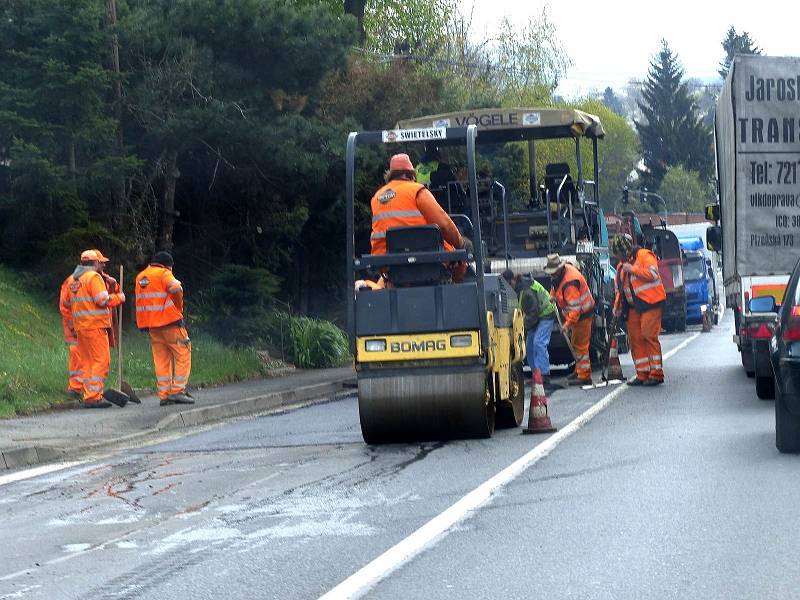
[358,366,492,444]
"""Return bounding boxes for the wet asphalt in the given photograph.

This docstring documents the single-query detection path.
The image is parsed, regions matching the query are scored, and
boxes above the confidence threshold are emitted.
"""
[2,312,797,600]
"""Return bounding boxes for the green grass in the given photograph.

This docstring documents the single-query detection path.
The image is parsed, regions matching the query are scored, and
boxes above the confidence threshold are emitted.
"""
[0,267,269,418]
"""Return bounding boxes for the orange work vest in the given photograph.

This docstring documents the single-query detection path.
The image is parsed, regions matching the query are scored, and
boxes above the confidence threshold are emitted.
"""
[369,180,455,255]
[59,276,77,344]
[553,263,595,320]
[628,248,667,305]
[67,268,113,331]
[135,265,184,329]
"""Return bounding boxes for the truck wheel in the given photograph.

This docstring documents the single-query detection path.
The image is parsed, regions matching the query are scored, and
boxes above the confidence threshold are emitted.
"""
[776,385,800,453]
[755,375,775,400]
[741,346,755,378]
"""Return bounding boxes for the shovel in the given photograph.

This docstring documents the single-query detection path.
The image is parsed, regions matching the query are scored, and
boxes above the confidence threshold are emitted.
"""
[118,265,140,404]
[104,265,136,407]
[581,314,624,391]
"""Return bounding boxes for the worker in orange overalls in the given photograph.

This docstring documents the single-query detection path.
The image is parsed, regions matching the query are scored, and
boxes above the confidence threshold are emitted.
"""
[59,271,83,400]
[611,234,667,386]
[135,251,194,406]
[65,249,126,408]
[369,153,468,283]
[545,253,596,386]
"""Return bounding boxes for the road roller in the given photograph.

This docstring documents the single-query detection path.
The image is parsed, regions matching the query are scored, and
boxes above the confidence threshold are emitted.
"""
[345,124,526,444]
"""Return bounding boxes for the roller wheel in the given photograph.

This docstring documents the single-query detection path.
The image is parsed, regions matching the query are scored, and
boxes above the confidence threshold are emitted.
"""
[497,363,525,428]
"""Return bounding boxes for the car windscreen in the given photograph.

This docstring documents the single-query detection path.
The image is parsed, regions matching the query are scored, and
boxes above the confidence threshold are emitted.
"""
[684,256,705,281]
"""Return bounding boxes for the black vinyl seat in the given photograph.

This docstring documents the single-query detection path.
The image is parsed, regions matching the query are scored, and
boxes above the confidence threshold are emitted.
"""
[544,162,575,205]
[386,225,447,286]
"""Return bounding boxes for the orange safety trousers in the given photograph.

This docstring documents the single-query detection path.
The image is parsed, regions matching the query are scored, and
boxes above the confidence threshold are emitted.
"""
[67,344,83,393]
[76,328,110,403]
[570,317,593,380]
[627,308,663,381]
[149,326,192,399]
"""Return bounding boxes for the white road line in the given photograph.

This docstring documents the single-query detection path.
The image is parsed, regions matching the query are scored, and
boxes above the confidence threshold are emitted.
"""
[319,332,700,600]
[0,461,87,488]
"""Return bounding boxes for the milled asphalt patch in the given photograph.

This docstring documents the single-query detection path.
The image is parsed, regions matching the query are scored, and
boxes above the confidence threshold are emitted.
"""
[1,378,353,471]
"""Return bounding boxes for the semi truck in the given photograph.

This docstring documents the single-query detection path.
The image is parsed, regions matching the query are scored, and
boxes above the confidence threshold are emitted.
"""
[710,55,799,399]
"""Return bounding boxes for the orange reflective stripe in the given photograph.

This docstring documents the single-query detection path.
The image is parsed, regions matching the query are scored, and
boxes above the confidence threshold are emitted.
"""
[554,264,595,317]
[369,180,429,255]
[70,271,112,331]
[135,266,184,329]
[630,249,666,304]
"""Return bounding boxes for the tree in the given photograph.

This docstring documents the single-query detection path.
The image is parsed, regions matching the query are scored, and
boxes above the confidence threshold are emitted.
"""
[719,26,761,80]
[635,40,713,189]
[658,165,709,213]
[0,0,136,272]
[602,87,624,116]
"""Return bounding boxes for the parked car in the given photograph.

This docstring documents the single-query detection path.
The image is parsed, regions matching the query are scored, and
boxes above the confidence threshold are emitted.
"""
[768,257,800,453]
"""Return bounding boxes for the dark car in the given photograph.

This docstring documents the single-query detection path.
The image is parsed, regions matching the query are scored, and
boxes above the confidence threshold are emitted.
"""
[768,257,800,453]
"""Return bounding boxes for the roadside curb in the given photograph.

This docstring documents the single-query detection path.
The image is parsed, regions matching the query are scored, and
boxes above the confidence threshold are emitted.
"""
[1,376,355,471]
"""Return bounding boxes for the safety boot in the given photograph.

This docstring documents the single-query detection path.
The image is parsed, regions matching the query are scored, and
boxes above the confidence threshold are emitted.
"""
[642,378,664,387]
[166,393,195,405]
[626,377,644,386]
[81,399,112,409]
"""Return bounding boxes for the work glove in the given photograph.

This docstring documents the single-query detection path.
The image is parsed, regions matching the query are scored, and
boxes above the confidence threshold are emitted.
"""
[621,262,633,274]
[116,292,126,303]
[461,238,474,258]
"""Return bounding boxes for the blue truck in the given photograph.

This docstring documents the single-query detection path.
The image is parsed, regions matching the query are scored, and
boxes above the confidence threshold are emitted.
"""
[678,236,717,326]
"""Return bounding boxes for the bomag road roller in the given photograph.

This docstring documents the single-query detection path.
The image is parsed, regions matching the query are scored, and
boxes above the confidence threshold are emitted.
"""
[346,124,526,444]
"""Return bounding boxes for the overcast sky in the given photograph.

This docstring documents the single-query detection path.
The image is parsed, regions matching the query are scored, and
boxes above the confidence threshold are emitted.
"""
[464,0,796,97]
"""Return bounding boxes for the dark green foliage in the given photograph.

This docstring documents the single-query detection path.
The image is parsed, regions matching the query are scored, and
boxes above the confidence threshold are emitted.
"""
[289,315,350,369]
[719,26,761,80]
[635,40,713,190]
[202,264,282,347]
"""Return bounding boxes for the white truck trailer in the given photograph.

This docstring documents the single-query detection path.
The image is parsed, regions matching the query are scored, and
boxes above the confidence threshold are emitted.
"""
[711,55,800,398]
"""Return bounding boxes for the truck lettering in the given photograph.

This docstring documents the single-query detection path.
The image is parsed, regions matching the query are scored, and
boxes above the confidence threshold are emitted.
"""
[738,117,800,144]
[745,74,800,102]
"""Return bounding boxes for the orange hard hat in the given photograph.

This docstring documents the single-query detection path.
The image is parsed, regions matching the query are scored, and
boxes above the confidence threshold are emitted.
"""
[91,249,110,262]
[389,153,414,172]
[80,249,109,262]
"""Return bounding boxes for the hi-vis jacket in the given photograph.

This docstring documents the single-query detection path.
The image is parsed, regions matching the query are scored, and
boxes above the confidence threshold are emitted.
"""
[59,276,77,345]
[135,265,184,329]
[64,266,124,331]
[369,179,463,255]
[614,247,667,312]
[552,263,595,326]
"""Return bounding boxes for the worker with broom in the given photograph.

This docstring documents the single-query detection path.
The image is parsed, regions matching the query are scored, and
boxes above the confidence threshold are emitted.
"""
[64,250,127,408]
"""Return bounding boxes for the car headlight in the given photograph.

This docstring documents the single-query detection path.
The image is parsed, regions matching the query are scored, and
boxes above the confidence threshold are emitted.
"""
[450,334,473,348]
[364,339,386,352]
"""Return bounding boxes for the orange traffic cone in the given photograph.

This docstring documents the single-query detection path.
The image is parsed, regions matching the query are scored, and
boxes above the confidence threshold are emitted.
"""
[522,368,557,435]
[606,337,624,380]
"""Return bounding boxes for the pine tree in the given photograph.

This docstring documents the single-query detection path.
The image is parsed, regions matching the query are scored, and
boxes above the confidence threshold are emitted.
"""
[719,26,761,80]
[635,40,713,190]
[602,87,624,116]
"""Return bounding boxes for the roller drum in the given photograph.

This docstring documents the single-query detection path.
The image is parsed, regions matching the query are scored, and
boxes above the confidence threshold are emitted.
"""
[358,366,492,444]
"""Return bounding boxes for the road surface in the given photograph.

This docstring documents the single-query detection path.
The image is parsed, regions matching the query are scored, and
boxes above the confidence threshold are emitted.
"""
[1,313,797,599]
